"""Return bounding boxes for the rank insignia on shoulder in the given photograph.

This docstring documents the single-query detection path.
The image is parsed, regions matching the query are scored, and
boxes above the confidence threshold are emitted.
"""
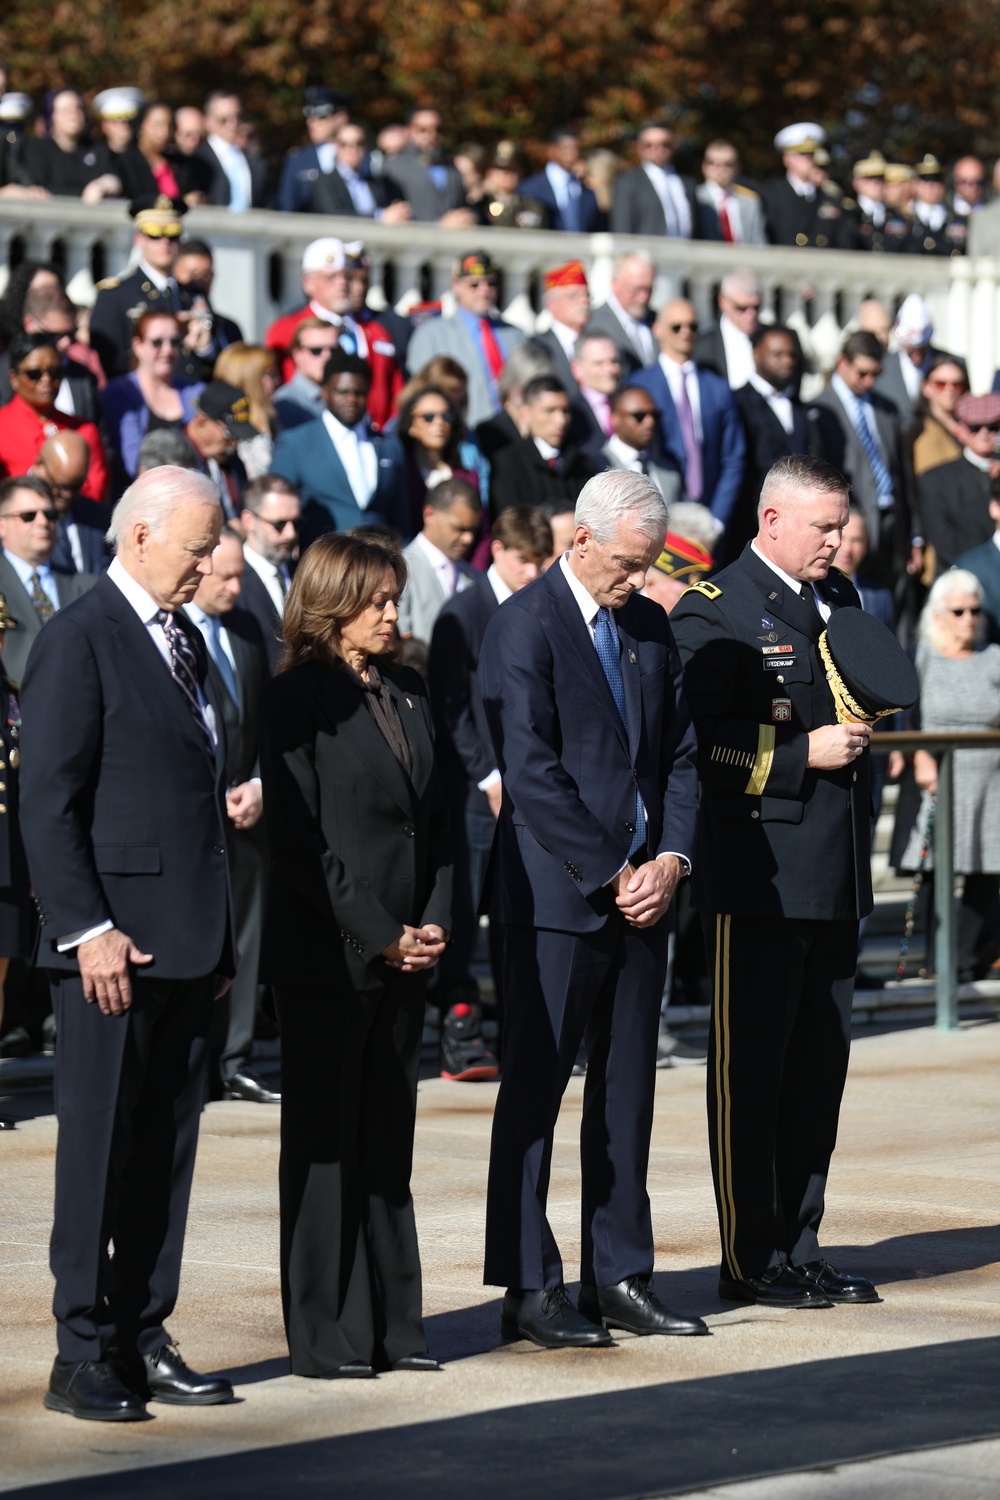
[685,581,722,601]
[94,276,121,291]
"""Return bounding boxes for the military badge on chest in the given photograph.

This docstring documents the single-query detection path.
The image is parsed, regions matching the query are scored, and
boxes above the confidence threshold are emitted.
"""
[771,697,792,724]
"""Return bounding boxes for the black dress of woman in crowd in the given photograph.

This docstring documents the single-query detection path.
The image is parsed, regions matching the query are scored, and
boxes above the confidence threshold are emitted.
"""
[258,532,453,1377]
[0,593,33,1130]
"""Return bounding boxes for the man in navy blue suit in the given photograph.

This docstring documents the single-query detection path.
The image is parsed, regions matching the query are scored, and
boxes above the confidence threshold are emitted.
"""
[478,470,705,1349]
[630,299,746,553]
[519,127,603,233]
[275,87,351,214]
[270,349,408,544]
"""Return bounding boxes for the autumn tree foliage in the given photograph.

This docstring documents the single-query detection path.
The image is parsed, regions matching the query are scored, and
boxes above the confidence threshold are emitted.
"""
[2,0,999,175]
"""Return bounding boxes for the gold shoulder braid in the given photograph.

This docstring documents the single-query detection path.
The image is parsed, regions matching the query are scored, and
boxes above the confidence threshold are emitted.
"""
[818,629,904,725]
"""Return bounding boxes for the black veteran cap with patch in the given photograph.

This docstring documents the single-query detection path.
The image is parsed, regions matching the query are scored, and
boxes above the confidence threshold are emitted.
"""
[819,608,918,725]
[198,381,253,437]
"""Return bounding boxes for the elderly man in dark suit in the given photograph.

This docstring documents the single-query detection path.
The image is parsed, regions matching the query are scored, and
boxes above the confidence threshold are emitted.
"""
[809,331,919,598]
[20,465,236,1421]
[479,470,704,1348]
[0,476,95,686]
[585,252,658,375]
[185,526,272,1104]
[311,121,411,223]
[611,122,700,240]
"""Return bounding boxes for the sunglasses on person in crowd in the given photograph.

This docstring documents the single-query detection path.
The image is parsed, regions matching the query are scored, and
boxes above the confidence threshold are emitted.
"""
[949,606,982,617]
[15,365,65,382]
[414,410,455,424]
[146,337,183,350]
[2,508,59,524]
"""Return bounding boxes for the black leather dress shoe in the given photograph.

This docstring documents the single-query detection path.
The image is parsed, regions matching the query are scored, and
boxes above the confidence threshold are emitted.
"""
[389,1353,441,1371]
[43,1359,148,1421]
[795,1260,881,1303]
[501,1286,614,1348]
[142,1344,234,1404]
[578,1275,709,1336]
[223,1070,281,1104]
[718,1265,833,1309]
[316,1361,376,1379]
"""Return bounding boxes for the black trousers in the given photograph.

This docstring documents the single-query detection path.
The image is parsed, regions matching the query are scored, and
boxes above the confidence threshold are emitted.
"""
[484,915,668,1291]
[49,972,215,1362]
[214,825,266,1085]
[702,913,857,1281]
[277,973,426,1375]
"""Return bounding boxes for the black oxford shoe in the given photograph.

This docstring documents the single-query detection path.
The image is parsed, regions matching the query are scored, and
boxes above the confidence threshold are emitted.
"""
[223,1070,281,1104]
[579,1275,709,1336]
[43,1359,148,1421]
[795,1260,881,1303]
[718,1265,833,1309]
[142,1344,234,1404]
[501,1286,614,1348]
[316,1361,376,1379]
[389,1353,441,1372]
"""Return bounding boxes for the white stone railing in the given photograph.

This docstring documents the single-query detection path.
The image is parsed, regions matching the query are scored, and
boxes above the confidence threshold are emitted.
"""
[2,200,999,389]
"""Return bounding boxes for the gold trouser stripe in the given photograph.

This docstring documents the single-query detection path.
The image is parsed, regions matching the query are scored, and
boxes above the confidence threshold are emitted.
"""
[745,724,775,796]
[713,913,742,1280]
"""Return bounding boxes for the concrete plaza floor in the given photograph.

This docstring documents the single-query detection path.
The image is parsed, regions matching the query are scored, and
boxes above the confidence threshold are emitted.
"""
[1,1017,998,1498]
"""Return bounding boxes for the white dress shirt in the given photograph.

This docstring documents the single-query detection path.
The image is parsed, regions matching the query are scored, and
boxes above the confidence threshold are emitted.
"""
[242,543,287,616]
[477,563,515,792]
[786,173,816,200]
[208,133,252,212]
[719,314,755,391]
[322,409,377,508]
[414,530,459,598]
[339,164,376,217]
[605,433,646,473]
[606,290,656,365]
[702,179,742,242]
[857,192,885,227]
[963,446,993,474]
[659,355,703,441]
[307,302,368,359]
[913,200,947,232]
[316,142,336,176]
[642,162,692,237]
[750,541,831,621]
[6,550,59,614]
[747,370,795,436]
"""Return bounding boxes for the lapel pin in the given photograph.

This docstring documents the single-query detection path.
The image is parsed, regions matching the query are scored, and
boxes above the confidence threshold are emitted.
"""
[629,650,637,664]
[405,697,414,709]
[768,591,778,601]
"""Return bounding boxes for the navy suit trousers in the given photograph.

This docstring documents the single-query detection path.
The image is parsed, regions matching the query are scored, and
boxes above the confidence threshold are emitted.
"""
[484,913,668,1290]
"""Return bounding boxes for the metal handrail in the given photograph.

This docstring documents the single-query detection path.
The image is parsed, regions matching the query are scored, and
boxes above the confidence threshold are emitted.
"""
[870,730,1000,1028]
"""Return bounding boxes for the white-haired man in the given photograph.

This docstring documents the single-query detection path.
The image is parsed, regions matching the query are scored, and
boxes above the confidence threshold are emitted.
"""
[21,466,237,1421]
[694,268,763,390]
[585,252,658,375]
[478,469,704,1348]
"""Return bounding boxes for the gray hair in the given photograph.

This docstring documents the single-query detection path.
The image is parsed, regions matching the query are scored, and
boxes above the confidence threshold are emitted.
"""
[919,568,985,648]
[574,470,669,545]
[720,268,761,300]
[612,250,654,277]
[497,338,555,403]
[107,466,221,548]
[758,455,850,519]
[136,428,199,472]
[665,501,719,552]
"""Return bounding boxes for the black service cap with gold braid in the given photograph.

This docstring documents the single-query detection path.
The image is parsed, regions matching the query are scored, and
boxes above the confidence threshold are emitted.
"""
[819,608,918,725]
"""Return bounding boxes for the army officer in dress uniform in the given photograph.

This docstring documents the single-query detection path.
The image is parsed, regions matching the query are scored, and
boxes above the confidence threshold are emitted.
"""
[905,155,968,257]
[669,455,885,1312]
[0,592,31,1131]
[476,143,548,230]
[89,196,190,378]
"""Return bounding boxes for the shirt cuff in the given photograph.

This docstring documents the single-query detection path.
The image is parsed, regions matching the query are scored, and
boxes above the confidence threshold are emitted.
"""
[477,770,501,792]
[57,919,114,953]
[657,850,692,877]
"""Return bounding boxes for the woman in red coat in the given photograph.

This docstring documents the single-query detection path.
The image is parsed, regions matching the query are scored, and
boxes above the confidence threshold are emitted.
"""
[0,333,107,501]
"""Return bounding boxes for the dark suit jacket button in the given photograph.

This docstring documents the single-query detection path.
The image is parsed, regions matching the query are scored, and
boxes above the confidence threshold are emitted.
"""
[625,822,634,834]
[213,844,224,854]
[403,824,415,838]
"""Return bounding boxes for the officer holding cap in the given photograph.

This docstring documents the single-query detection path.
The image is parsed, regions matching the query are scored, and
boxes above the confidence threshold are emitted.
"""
[670,454,916,1312]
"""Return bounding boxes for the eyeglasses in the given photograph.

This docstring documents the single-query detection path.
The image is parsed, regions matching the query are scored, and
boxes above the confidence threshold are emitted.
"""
[1,508,59,523]
[463,278,497,289]
[955,177,985,187]
[414,410,455,424]
[669,322,699,334]
[298,344,338,356]
[15,365,64,382]
[147,336,182,350]
[927,378,966,391]
[948,606,982,617]
[623,410,659,422]
[258,515,302,532]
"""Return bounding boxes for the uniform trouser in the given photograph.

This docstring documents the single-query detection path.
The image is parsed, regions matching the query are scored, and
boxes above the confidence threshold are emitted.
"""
[702,913,858,1282]
[483,914,668,1292]
[49,973,215,1362]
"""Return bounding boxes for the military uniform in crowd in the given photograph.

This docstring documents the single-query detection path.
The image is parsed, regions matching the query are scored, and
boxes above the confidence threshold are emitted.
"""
[761,128,854,250]
[89,197,191,376]
[669,540,877,1302]
[0,94,31,190]
[905,157,968,257]
[475,143,549,230]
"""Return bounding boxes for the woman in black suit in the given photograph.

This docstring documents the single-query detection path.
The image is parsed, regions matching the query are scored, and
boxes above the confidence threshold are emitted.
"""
[259,532,453,1379]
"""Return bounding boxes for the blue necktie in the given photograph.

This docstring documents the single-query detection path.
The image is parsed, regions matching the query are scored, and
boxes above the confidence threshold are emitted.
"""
[205,617,240,710]
[851,396,894,507]
[594,607,646,857]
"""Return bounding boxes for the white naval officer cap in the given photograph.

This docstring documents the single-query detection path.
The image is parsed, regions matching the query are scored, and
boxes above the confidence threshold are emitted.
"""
[0,93,32,122]
[93,87,145,121]
[773,123,826,155]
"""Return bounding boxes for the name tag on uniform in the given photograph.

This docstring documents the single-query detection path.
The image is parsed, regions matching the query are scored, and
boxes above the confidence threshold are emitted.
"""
[771,698,792,723]
[765,656,795,669]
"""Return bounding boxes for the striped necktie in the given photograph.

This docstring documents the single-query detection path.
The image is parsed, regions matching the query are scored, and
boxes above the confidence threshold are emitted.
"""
[594,607,646,857]
[156,610,214,756]
[29,570,55,624]
[850,396,894,507]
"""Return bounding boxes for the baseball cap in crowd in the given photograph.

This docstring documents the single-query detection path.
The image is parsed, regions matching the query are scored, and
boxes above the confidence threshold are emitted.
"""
[819,609,919,726]
[652,533,714,585]
[453,250,498,280]
[302,237,346,273]
[198,382,254,437]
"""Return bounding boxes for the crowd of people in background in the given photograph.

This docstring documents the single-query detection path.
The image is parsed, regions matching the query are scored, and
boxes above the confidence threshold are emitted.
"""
[4,73,1000,258]
[1,73,999,1112]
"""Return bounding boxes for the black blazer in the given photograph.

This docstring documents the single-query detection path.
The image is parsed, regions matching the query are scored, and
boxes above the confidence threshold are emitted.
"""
[18,572,235,978]
[193,606,269,787]
[234,559,285,674]
[50,499,112,576]
[311,167,401,217]
[474,408,522,464]
[428,571,499,818]
[917,457,993,575]
[489,436,595,520]
[195,141,269,208]
[258,660,452,992]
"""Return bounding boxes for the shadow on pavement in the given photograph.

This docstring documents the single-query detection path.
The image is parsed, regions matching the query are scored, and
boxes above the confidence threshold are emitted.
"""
[19,1338,1000,1499]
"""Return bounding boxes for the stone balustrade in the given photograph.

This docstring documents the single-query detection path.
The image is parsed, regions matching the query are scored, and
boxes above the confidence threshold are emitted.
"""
[1,200,998,389]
